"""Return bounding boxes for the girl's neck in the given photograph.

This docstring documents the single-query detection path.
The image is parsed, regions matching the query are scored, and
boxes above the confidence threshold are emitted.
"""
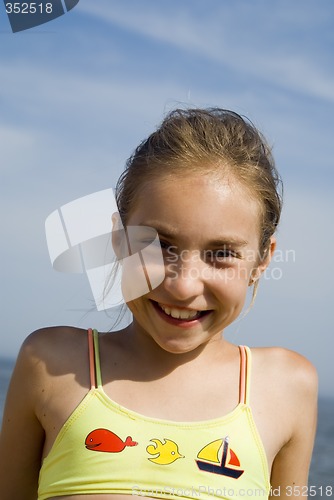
[122,320,232,375]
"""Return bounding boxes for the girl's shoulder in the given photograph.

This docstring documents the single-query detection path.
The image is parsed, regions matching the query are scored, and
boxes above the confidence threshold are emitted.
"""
[18,326,91,383]
[22,325,88,350]
[250,345,318,402]
[21,325,88,356]
[251,345,317,375]
[248,346,317,451]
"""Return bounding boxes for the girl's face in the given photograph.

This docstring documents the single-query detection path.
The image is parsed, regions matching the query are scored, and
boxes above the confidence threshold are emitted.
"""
[122,173,274,354]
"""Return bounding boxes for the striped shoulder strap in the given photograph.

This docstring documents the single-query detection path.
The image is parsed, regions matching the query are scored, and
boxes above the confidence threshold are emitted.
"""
[238,345,251,405]
[87,328,103,389]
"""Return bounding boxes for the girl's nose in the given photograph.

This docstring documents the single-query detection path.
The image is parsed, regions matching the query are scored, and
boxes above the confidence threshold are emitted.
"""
[163,251,206,301]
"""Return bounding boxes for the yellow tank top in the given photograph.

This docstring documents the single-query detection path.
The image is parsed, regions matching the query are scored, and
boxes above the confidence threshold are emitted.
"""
[38,329,270,500]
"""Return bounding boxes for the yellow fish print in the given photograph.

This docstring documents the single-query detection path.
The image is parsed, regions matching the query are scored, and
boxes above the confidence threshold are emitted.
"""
[146,438,184,465]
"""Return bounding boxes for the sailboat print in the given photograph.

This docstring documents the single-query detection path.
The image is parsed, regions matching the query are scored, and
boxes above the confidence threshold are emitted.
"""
[196,436,244,479]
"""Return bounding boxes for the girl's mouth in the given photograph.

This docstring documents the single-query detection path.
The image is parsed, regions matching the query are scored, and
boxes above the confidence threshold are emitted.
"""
[150,300,212,325]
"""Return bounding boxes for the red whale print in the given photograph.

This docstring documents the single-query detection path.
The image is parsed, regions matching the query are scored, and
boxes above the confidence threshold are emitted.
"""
[85,428,138,453]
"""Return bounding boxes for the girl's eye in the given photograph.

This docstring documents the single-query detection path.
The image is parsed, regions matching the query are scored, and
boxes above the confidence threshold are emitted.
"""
[159,240,175,252]
[215,250,236,258]
[159,240,170,249]
[206,249,239,263]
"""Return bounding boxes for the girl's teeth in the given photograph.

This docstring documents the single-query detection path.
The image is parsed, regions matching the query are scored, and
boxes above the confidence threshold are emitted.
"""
[158,304,200,320]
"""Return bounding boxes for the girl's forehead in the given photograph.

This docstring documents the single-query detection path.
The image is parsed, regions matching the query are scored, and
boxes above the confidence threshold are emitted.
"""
[127,174,261,246]
[137,173,259,212]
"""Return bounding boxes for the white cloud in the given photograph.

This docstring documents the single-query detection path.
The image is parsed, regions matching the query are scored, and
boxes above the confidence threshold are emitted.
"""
[79,0,334,103]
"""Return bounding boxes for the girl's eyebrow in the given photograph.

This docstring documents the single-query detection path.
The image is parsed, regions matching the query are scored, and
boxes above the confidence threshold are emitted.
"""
[138,222,248,247]
[137,221,178,238]
[207,238,249,248]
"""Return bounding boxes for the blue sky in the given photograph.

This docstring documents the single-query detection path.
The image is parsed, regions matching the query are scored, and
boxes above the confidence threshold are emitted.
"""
[0,0,333,398]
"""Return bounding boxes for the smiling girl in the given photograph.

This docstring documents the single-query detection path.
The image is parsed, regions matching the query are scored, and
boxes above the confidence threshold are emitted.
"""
[0,108,317,499]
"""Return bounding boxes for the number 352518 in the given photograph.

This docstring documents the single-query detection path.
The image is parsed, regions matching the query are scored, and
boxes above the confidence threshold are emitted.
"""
[5,3,53,14]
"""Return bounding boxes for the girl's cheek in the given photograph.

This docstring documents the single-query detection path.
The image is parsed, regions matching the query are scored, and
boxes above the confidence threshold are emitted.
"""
[212,264,251,286]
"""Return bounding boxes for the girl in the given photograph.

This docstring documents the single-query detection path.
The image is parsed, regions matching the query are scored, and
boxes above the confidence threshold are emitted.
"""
[0,108,317,499]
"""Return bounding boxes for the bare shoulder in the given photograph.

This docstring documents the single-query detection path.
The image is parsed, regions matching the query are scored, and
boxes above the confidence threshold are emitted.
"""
[251,346,318,396]
[0,327,89,498]
[22,324,88,352]
[248,346,318,477]
[13,326,91,399]
[21,325,88,366]
[250,347,317,433]
[250,348,319,488]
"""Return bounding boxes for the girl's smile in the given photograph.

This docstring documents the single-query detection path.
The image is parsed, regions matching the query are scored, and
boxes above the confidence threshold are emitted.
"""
[150,299,213,326]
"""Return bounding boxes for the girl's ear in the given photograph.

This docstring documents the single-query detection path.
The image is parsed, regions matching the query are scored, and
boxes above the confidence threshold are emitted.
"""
[249,236,276,285]
[112,212,122,230]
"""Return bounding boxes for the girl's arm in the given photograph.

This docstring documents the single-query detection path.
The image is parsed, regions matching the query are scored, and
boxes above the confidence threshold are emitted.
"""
[0,334,47,499]
[269,353,318,499]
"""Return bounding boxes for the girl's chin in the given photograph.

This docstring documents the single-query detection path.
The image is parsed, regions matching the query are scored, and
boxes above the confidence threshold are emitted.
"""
[148,332,209,355]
